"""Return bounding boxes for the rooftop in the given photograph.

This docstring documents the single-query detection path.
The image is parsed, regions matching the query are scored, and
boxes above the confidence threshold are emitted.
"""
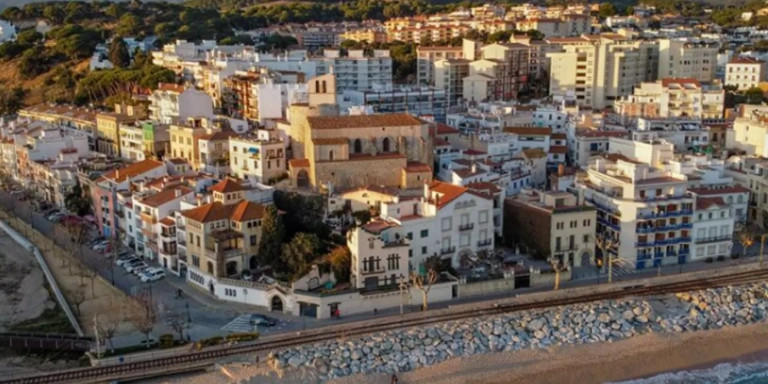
[307,114,422,130]
[102,159,164,183]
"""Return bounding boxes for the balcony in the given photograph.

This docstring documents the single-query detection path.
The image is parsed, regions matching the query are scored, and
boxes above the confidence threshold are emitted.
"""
[477,239,492,247]
[141,228,157,241]
[637,210,693,219]
[654,252,664,259]
[141,212,157,225]
[458,223,474,231]
[679,249,690,256]
[161,229,176,239]
[205,229,245,259]
[440,246,456,255]
[598,217,621,231]
[695,236,731,244]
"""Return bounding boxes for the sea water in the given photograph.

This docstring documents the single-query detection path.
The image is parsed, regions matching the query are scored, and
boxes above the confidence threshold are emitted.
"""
[610,362,768,384]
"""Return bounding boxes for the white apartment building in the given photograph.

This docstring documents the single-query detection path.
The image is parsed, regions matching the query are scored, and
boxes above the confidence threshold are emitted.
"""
[614,78,725,121]
[635,119,710,151]
[0,20,16,43]
[149,84,214,124]
[378,181,495,268]
[608,135,674,168]
[445,103,534,134]
[547,35,659,109]
[13,125,90,162]
[575,156,694,270]
[690,197,734,261]
[315,49,393,92]
[658,39,718,82]
[568,129,628,168]
[348,222,409,290]
[417,46,464,86]
[725,57,768,90]
[339,86,447,122]
[728,105,768,157]
[119,124,146,161]
[434,58,470,106]
[229,132,287,184]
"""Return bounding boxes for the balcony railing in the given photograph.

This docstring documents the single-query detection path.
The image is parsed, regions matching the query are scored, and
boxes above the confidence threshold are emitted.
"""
[477,239,492,247]
[695,235,732,244]
[440,246,456,255]
[598,217,621,231]
[141,212,157,224]
[637,209,694,219]
[458,223,474,231]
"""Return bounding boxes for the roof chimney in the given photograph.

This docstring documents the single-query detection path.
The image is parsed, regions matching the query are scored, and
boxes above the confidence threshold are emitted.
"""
[115,170,120,180]
[175,188,182,198]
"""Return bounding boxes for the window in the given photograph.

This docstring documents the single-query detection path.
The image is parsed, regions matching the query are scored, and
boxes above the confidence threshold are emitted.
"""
[406,232,413,240]
[441,218,452,231]
[421,246,427,255]
[478,210,488,224]
[250,235,257,245]
[420,229,429,238]
[460,234,470,247]
[192,255,200,267]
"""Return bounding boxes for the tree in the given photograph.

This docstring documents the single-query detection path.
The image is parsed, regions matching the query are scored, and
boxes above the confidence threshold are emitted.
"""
[131,294,156,347]
[257,205,285,267]
[69,287,87,316]
[412,268,438,311]
[96,307,120,354]
[64,180,92,216]
[281,232,321,277]
[745,87,765,105]
[598,3,617,18]
[327,245,351,283]
[741,232,755,257]
[0,87,26,116]
[165,312,188,342]
[109,38,131,69]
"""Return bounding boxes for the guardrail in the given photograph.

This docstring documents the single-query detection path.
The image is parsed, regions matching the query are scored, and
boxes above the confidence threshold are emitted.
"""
[0,332,93,351]
[0,220,84,336]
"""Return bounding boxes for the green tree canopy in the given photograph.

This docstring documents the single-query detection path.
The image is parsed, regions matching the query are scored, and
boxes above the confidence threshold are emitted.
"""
[109,38,131,69]
[257,205,285,268]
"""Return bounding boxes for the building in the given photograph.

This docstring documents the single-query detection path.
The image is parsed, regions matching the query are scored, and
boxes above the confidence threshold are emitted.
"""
[340,29,388,44]
[633,119,710,152]
[222,68,306,124]
[168,117,227,170]
[95,113,140,157]
[728,105,768,157]
[725,57,768,91]
[339,86,447,122]
[569,129,628,168]
[315,49,393,92]
[0,20,16,43]
[131,186,195,262]
[378,181,495,268]
[197,130,239,177]
[504,189,596,267]
[515,16,590,38]
[658,39,718,82]
[181,183,266,279]
[417,46,464,86]
[228,131,287,183]
[348,221,409,290]
[149,84,214,124]
[690,197,734,261]
[614,78,725,121]
[434,58,470,106]
[547,35,659,109]
[574,155,694,270]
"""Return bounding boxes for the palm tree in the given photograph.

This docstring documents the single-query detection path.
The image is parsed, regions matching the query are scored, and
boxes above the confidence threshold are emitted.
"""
[741,233,754,257]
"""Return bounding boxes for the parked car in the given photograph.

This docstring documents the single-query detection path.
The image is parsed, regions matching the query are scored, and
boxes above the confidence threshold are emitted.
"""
[249,314,278,327]
[116,256,137,267]
[123,259,146,273]
[92,242,111,252]
[88,237,106,247]
[140,268,166,282]
[132,265,151,276]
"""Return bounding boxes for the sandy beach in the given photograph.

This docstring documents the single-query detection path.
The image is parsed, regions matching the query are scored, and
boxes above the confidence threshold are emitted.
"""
[327,321,768,384]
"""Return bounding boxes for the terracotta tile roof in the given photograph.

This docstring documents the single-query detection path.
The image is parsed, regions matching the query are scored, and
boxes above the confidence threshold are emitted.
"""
[436,123,459,135]
[549,145,567,154]
[229,200,266,222]
[102,159,164,183]
[696,197,726,210]
[289,158,310,168]
[688,186,751,195]
[463,149,486,156]
[182,200,266,223]
[504,127,552,136]
[307,114,422,130]
[209,178,247,193]
[729,57,765,65]
[551,133,567,139]
[159,217,175,226]
[434,137,451,146]
[141,187,192,208]
[428,181,467,208]
[661,78,701,88]
[157,83,186,93]
[362,219,397,234]
[167,158,189,165]
[404,162,432,173]
[313,137,349,145]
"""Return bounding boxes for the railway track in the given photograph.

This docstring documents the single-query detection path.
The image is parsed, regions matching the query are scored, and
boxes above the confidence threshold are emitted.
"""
[5,268,768,384]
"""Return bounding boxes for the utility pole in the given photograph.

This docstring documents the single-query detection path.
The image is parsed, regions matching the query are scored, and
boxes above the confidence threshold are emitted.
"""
[761,234,767,268]
[398,274,408,316]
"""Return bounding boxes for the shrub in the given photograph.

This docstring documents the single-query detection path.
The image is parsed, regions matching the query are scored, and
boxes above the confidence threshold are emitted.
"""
[716,255,726,262]
[225,332,260,342]
[159,334,175,349]
[705,257,713,263]
[732,254,740,259]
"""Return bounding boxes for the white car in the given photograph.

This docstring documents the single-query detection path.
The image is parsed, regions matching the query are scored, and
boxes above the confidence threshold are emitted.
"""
[116,256,137,267]
[124,260,146,273]
[140,268,165,283]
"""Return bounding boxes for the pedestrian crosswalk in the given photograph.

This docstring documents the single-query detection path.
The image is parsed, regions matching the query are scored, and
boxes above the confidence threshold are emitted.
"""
[221,315,255,333]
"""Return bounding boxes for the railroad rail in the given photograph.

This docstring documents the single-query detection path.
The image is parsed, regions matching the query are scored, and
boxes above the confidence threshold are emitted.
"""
[0,332,93,352]
[5,268,768,384]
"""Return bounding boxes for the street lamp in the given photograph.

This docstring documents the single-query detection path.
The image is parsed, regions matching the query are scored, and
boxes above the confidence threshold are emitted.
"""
[398,274,408,316]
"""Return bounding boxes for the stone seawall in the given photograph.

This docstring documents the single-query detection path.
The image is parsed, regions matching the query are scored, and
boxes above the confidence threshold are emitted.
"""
[272,282,768,381]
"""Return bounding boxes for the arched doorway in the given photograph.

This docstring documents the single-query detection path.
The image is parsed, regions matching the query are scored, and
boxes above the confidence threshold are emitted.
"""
[329,150,335,161]
[382,137,391,153]
[271,296,284,312]
[226,261,238,277]
[207,261,214,275]
[353,139,362,153]
[296,170,309,188]
[249,255,258,270]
